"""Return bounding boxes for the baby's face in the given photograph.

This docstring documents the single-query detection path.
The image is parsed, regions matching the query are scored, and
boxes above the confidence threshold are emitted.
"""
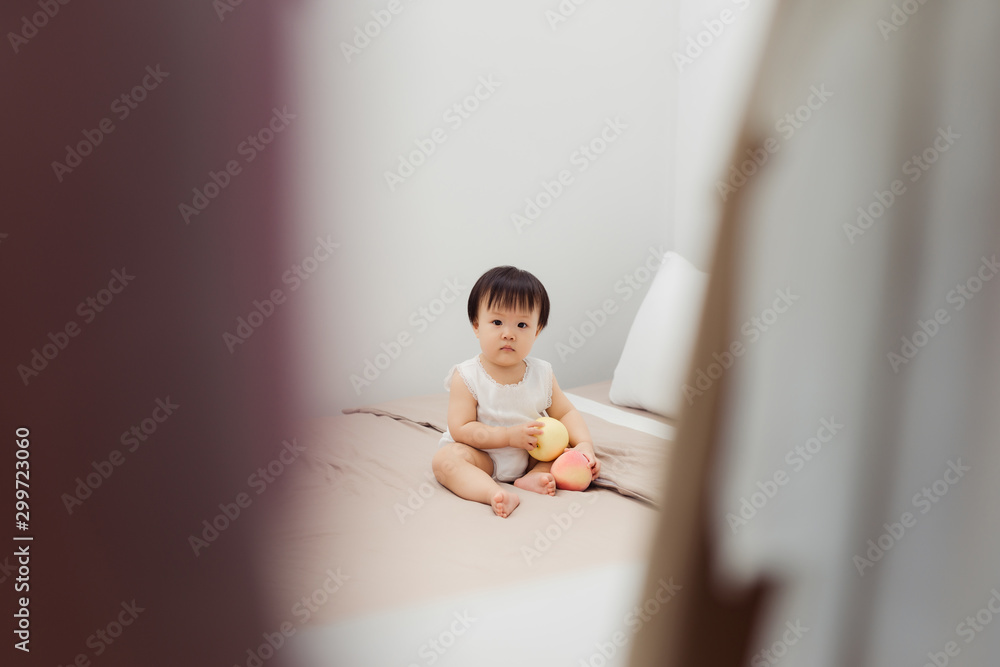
[473,300,542,369]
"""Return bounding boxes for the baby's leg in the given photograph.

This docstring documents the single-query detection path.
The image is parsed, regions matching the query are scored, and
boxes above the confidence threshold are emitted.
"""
[432,442,519,518]
[514,459,556,496]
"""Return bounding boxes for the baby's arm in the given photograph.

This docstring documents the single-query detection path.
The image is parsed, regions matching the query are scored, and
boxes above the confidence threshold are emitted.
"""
[547,376,601,480]
[447,374,542,452]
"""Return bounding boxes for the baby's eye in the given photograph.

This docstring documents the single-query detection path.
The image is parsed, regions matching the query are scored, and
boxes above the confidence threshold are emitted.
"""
[492,319,502,326]
[517,322,528,328]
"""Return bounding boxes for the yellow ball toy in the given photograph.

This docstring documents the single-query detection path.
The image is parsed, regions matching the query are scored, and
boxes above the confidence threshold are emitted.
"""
[530,416,569,461]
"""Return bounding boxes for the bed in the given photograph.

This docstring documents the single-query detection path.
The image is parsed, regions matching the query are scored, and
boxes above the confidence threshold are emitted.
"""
[260,379,678,667]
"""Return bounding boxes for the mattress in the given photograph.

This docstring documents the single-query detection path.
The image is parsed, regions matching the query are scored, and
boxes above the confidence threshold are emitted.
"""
[259,380,676,664]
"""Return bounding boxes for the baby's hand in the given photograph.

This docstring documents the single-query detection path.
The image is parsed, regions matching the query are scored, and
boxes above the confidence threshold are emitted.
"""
[506,422,544,452]
[586,454,601,480]
[574,443,602,480]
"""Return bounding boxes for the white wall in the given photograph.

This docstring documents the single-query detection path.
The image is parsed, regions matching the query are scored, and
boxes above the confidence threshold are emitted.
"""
[286,1,680,414]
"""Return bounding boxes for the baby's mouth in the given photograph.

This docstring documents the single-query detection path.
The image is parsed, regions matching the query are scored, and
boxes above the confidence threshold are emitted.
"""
[501,345,514,351]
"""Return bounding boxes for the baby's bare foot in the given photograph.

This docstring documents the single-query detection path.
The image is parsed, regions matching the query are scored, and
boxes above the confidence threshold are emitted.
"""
[514,471,556,496]
[491,489,520,518]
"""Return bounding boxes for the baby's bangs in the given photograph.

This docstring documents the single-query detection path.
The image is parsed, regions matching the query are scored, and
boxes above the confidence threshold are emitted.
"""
[485,288,540,316]
[468,265,550,328]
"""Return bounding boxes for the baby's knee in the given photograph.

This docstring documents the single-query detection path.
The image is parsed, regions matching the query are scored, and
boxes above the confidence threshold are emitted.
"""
[432,443,467,479]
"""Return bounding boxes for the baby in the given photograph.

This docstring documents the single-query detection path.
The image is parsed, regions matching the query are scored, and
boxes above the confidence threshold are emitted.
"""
[431,266,601,518]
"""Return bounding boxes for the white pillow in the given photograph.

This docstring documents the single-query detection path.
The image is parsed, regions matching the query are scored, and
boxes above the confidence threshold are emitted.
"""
[609,251,709,419]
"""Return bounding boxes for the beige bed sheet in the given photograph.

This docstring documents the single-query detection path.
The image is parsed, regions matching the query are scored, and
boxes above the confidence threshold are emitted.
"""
[261,384,671,625]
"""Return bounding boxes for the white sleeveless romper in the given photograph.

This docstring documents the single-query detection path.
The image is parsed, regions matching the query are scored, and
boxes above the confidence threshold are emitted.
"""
[439,355,554,482]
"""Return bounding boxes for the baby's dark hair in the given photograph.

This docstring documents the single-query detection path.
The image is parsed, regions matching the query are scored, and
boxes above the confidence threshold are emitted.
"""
[468,266,549,329]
